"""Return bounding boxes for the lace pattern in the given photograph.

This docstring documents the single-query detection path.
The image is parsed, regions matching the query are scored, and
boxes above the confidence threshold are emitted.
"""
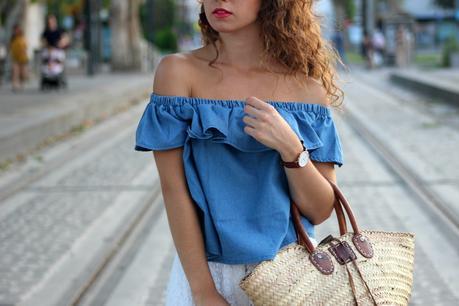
[164,238,318,306]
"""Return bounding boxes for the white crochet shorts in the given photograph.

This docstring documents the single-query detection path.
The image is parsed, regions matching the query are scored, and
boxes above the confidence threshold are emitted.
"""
[164,238,318,306]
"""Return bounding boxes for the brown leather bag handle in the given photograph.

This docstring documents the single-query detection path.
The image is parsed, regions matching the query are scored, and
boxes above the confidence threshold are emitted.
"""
[291,177,360,253]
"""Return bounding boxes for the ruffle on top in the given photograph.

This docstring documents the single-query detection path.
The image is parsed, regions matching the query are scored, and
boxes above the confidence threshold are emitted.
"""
[135,93,345,264]
[135,93,344,167]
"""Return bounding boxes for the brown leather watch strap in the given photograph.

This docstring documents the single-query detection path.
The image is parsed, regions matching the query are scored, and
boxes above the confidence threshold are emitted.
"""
[282,160,301,168]
[280,140,306,168]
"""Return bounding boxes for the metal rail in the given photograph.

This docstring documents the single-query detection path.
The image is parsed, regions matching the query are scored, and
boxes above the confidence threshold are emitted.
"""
[71,185,163,306]
[342,109,459,243]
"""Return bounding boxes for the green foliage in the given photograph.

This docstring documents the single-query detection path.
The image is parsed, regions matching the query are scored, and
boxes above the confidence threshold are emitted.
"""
[140,0,177,52]
[151,0,175,30]
[176,19,194,37]
[36,0,83,19]
[153,27,178,52]
[102,0,110,9]
[29,0,110,17]
[344,0,356,21]
[414,53,442,69]
[139,3,149,41]
[346,51,365,65]
[442,36,459,67]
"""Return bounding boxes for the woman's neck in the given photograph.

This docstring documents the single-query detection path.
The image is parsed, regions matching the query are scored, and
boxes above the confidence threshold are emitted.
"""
[213,23,266,72]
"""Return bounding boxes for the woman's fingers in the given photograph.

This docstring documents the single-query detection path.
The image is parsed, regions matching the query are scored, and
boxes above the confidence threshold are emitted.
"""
[243,97,276,124]
[245,96,273,112]
[242,114,259,128]
[243,103,263,119]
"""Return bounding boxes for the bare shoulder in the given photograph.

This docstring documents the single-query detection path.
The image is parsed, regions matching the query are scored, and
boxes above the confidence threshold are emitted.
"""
[152,52,195,96]
[153,46,214,97]
[303,77,330,107]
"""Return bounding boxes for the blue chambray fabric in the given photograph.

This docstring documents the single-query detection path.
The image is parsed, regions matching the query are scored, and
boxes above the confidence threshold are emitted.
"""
[134,93,344,264]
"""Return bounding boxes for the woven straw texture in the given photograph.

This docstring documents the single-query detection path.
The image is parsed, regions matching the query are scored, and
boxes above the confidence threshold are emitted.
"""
[239,230,415,306]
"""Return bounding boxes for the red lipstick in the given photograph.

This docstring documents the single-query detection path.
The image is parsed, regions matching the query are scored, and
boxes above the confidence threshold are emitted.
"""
[212,8,232,18]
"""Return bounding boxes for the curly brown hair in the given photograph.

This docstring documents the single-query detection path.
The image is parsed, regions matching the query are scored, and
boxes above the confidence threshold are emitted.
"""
[197,0,345,108]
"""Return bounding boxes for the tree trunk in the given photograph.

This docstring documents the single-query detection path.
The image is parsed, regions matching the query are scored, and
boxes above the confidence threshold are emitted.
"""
[110,0,142,71]
[332,0,346,31]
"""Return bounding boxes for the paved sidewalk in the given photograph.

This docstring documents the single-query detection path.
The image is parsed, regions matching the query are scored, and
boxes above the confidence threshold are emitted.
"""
[141,97,459,304]
[344,71,459,225]
[0,72,152,166]
[0,68,457,305]
[388,67,459,106]
[0,102,158,306]
[392,67,459,89]
[109,74,459,304]
[317,110,459,305]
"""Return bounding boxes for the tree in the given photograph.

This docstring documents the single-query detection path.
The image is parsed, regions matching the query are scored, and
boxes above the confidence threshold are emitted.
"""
[110,0,142,71]
[332,0,355,28]
[151,0,175,30]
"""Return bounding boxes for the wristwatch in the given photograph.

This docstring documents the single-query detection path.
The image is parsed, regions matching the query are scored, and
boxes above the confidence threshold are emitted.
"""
[280,140,310,168]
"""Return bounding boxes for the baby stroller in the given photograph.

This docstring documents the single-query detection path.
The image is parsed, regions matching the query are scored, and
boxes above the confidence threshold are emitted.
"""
[40,47,67,90]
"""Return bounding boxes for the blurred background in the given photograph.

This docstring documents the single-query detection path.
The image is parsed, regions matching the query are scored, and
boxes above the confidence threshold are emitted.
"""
[1,0,459,80]
[0,0,458,305]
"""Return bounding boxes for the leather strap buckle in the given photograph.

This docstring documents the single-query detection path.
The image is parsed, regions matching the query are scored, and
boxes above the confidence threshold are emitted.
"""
[328,240,357,265]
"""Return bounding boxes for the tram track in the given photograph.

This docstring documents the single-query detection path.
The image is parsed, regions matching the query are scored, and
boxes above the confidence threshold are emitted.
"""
[3,81,458,305]
[0,99,170,306]
[71,184,163,306]
[71,92,459,305]
[342,105,459,243]
[0,100,147,204]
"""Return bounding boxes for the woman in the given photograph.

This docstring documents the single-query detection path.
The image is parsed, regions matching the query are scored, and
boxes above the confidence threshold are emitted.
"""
[135,1,345,305]
[9,25,28,91]
[41,14,70,49]
[362,30,374,70]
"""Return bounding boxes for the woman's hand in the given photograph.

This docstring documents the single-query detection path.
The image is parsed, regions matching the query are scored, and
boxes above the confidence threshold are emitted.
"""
[193,290,230,306]
[242,96,304,161]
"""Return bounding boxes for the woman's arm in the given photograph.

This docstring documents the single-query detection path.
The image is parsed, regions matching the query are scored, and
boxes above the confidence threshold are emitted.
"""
[282,149,338,225]
[154,148,219,298]
[242,78,339,225]
[58,31,70,49]
[277,80,338,225]
[152,55,226,304]
[40,31,48,48]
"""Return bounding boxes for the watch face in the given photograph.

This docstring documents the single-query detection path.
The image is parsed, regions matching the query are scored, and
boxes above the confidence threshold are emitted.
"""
[298,151,309,167]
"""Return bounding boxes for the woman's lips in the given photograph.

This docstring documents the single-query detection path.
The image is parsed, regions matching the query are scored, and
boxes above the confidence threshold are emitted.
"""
[212,9,232,18]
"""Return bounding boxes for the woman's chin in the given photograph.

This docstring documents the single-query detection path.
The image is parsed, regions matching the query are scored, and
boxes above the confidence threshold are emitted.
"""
[209,25,246,34]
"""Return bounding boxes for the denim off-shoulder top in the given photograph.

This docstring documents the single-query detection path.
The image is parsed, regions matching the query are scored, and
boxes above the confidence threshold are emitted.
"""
[134,93,344,264]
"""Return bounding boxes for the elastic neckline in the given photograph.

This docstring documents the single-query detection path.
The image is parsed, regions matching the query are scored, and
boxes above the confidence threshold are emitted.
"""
[151,93,331,116]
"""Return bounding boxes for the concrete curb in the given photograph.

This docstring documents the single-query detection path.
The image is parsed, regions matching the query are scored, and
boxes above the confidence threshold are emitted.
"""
[390,71,459,107]
[0,78,151,166]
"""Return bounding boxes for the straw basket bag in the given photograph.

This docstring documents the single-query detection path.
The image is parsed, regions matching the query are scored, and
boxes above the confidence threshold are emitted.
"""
[239,178,415,306]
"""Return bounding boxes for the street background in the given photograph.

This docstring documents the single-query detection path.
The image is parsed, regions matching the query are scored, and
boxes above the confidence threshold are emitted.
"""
[0,0,458,305]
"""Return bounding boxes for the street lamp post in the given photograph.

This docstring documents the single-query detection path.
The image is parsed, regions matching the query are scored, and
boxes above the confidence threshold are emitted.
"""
[84,0,101,76]
[362,0,375,35]
[455,0,459,42]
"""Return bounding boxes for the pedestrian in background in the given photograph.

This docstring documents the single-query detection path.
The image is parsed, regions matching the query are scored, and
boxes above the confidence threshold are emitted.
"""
[9,24,29,92]
[41,14,70,49]
[0,27,6,87]
[372,27,386,68]
[396,25,412,68]
[362,30,374,69]
[332,30,347,67]
[135,0,345,305]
